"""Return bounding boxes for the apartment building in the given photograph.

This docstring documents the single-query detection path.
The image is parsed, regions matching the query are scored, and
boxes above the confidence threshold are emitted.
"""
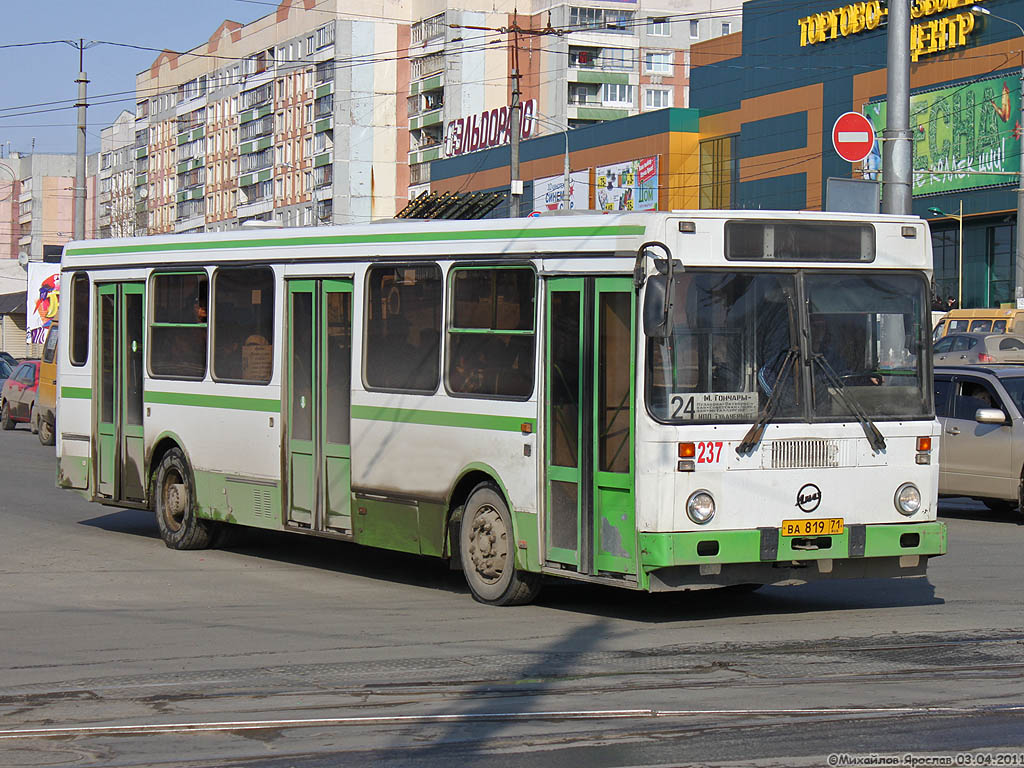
[97,111,137,239]
[0,152,97,262]
[130,0,741,232]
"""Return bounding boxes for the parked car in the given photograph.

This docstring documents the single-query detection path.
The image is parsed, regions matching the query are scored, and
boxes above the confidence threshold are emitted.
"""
[0,360,40,431]
[933,332,1024,366]
[934,365,1024,515]
[0,351,17,368]
[0,358,13,385]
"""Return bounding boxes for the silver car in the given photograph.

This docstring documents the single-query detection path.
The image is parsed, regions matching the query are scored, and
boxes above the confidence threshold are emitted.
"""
[934,365,1024,515]
[933,332,1024,366]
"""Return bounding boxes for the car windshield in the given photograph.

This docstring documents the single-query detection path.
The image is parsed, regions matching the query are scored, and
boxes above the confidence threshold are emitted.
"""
[0,359,12,378]
[646,270,930,423]
[997,377,1024,418]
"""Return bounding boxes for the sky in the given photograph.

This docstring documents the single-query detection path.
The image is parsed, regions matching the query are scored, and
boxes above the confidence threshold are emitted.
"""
[0,1,274,156]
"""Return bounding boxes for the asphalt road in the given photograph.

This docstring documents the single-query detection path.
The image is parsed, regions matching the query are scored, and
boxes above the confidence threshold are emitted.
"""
[1,424,1023,767]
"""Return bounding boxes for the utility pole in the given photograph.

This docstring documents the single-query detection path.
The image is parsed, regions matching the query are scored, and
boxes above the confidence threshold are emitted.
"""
[74,38,89,240]
[882,0,912,215]
[509,20,522,217]
[449,12,563,218]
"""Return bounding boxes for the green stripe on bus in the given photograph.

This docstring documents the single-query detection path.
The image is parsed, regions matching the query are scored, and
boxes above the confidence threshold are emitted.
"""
[144,390,280,412]
[61,386,91,399]
[64,225,646,256]
[351,405,533,432]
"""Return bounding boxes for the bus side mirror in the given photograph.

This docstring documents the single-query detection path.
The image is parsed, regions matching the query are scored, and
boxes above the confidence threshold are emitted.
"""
[643,275,670,337]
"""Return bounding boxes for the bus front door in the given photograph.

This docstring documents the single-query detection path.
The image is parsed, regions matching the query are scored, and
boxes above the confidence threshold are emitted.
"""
[96,282,146,503]
[545,277,637,577]
[286,279,353,534]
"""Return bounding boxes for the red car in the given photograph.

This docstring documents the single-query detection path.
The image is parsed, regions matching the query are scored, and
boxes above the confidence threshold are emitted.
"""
[1,360,40,431]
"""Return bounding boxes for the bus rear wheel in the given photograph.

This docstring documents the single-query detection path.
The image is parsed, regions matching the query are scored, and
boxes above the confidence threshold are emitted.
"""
[459,483,541,606]
[153,447,213,550]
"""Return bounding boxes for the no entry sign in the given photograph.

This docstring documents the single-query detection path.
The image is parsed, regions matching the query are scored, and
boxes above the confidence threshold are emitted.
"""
[832,111,875,163]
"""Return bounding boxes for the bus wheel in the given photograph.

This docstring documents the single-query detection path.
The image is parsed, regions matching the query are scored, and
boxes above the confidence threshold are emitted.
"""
[153,448,213,550]
[459,483,541,606]
[37,414,54,446]
[0,401,13,430]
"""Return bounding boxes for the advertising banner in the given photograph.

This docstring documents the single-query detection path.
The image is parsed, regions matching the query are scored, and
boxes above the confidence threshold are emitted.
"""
[532,170,590,212]
[595,156,659,211]
[26,262,60,345]
[865,76,1021,195]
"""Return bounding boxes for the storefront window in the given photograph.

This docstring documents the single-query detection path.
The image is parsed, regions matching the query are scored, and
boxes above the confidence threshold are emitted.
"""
[987,224,1014,308]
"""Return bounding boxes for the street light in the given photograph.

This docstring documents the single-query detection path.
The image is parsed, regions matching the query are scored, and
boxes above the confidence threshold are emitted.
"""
[927,201,964,308]
[529,113,572,209]
[971,5,1024,308]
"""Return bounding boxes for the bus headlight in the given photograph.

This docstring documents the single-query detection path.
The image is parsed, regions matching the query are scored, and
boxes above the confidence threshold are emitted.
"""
[895,483,921,516]
[686,490,716,524]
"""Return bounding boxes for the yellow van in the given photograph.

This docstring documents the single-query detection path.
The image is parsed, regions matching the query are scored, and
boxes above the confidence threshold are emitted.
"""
[933,308,1024,339]
[36,323,57,446]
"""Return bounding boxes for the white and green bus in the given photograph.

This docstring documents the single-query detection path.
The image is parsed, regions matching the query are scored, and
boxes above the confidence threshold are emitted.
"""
[55,211,946,605]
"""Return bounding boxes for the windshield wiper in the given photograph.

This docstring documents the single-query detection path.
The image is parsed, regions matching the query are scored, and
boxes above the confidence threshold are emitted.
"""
[808,352,886,452]
[736,346,800,455]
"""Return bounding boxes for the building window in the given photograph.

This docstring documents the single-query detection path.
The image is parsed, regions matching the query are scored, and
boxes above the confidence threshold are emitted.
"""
[570,6,635,31]
[722,22,732,35]
[150,272,208,379]
[644,51,672,74]
[602,83,634,106]
[315,23,335,50]
[644,88,672,109]
[930,229,958,304]
[447,267,535,398]
[364,265,441,392]
[212,267,274,383]
[987,224,1015,307]
[649,17,670,35]
[699,135,737,209]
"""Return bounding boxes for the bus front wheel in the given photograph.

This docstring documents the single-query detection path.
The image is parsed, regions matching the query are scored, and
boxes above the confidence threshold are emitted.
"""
[459,483,541,606]
[153,448,213,550]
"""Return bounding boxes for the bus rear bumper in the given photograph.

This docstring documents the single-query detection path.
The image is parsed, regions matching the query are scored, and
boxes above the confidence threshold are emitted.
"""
[639,521,946,592]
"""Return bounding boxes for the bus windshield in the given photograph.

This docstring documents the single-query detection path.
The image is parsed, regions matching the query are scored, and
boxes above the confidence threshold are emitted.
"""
[646,270,930,424]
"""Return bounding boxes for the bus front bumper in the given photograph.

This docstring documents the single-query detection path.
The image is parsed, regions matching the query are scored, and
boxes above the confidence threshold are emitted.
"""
[638,521,946,592]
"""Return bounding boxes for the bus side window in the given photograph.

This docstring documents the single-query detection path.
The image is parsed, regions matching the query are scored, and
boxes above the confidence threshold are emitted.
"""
[447,267,535,399]
[70,272,89,366]
[364,264,441,393]
[992,320,1007,333]
[151,272,209,379]
[212,267,274,383]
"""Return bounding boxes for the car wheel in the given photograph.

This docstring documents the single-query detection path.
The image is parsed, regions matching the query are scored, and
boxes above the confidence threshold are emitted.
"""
[0,401,13,431]
[153,447,214,550]
[459,482,541,606]
[38,414,54,446]
[29,404,37,434]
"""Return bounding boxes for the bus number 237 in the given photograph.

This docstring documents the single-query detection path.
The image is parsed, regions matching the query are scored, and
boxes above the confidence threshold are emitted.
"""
[695,441,723,463]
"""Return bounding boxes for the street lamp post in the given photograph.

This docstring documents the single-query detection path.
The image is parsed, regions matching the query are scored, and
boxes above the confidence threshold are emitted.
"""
[972,6,1024,307]
[530,113,573,209]
[928,202,964,308]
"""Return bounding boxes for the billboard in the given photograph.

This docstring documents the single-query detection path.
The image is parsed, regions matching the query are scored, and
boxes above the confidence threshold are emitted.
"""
[595,156,658,211]
[865,76,1021,196]
[26,261,60,345]
[532,170,590,212]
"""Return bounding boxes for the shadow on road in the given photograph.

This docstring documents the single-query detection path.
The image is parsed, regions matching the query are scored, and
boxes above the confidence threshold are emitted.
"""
[79,509,944,622]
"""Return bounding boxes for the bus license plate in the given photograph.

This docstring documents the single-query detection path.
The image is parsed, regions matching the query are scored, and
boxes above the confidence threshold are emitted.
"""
[781,518,844,536]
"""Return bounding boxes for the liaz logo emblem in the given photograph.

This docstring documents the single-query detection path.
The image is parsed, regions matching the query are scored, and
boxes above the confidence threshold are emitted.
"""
[796,483,821,513]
